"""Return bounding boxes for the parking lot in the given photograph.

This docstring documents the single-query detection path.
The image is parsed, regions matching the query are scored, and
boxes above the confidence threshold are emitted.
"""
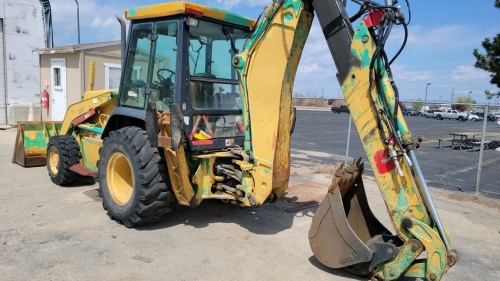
[292,110,500,197]
[1,113,500,280]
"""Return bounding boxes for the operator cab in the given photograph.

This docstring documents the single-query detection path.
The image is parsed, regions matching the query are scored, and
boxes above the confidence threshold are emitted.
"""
[119,2,254,151]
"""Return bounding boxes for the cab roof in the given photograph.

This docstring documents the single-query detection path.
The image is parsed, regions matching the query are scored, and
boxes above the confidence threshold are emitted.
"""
[125,1,256,28]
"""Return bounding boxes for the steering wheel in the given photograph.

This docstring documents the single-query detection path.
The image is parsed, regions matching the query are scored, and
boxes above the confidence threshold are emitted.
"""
[157,68,175,83]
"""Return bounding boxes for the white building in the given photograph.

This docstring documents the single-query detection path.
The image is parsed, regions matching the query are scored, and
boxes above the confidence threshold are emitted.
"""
[0,0,48,125]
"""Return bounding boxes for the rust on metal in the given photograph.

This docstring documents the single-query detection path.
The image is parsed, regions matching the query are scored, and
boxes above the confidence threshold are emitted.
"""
[309,158,394,271]
[69,164,98,177]
[71,108,98,127]
[157,135,172,148]
[282,181,329,212]
[329,158,364,197]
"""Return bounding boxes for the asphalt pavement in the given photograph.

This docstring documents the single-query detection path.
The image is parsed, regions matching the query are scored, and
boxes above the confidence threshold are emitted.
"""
[291,109,500,197]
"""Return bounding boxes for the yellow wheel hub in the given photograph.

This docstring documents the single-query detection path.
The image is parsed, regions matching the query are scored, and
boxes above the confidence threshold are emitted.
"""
[48,146,59,175]
[107,152,134,205]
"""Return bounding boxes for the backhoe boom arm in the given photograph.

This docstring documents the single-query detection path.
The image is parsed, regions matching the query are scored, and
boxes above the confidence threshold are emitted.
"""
[234,0,458,279]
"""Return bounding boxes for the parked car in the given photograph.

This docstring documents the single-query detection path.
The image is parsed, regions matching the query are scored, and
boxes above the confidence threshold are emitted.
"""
[433,110,468,121]
[331,105,350,113]
[402,108,410,115]
[472,112,497,122]
[423,110,436,118]
[493,113,500,121]
[467,113,483,122]
[487,113,498,122]
[402,108,421,116]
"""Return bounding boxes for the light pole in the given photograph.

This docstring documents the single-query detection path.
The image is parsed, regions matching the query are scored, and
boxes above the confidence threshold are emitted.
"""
[74,0,80,45]
[424,83,431,111]
[468,91,472,101]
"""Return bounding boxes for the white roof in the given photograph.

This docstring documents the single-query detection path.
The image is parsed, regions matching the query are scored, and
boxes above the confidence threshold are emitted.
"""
[33,41,120,55]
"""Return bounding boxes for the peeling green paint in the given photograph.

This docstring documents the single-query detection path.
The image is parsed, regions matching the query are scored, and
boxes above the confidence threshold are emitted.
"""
[127,8,136,17]
[282,0,301,22]
[211,7,254,27]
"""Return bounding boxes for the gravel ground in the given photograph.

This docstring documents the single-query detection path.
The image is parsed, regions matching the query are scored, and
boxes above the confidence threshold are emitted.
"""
[1,126,499,281]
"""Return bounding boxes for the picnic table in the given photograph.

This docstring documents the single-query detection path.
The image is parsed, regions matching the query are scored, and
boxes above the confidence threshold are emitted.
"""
[446,133,490,151]
[448,133,476,150]
[468,141,492,152]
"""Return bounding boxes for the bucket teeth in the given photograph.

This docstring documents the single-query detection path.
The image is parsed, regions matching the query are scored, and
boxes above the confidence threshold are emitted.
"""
[329,157,364,197]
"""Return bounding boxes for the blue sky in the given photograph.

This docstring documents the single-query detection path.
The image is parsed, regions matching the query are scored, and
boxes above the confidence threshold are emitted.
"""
[49,0,499,103]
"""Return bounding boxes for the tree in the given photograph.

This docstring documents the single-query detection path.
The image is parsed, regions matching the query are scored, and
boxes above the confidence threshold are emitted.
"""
[484,89,500,102]
[398,101,406,109]
[473,34,500,87]
[473,1,500,99]
[451,104,467,112]
[413,98,423,110]
[453,96,476,111]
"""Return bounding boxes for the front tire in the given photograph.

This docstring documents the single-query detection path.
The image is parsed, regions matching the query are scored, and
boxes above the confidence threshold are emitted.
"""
[46,135,81,186]
[98,127,175,227]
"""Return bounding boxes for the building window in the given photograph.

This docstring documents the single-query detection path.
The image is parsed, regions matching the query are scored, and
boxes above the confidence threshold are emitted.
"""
[53,67,61,87]
[104,63,141,89]
[104,63,121,89]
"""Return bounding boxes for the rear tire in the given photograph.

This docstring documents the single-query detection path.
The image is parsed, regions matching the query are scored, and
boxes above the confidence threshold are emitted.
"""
[46,135,81,186]
[98,127,175,227]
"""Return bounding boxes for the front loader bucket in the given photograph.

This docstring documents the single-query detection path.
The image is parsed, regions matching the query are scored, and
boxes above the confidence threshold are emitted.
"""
[309,159,401,276]
[12,121,62,167]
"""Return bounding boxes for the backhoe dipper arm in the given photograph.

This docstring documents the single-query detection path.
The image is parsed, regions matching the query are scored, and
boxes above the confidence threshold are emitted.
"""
[234,0,457,280]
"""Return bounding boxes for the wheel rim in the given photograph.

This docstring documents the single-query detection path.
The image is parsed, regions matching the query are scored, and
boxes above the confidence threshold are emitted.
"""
[48,146,59,174]
[107,152,134,205]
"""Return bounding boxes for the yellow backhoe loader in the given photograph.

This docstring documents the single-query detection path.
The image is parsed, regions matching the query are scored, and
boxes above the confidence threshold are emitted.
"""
[13,0,458,279]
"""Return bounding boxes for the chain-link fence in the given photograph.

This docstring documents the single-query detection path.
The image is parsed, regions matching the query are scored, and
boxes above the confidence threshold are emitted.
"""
[291,99,500,198]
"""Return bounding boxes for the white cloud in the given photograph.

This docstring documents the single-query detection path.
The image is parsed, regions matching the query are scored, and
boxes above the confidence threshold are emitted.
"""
[390,64,434,82]
[49,0,131,45]
[298,63,319,74]
[451,65,489,81]
[214,0,243,10]
[213,0,269,9]
[389,24,485,52]
[91,17,117,29]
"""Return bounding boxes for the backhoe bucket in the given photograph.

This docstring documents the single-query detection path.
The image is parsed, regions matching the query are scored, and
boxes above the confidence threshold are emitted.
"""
[12,122,62,167]
[309,159,401,276]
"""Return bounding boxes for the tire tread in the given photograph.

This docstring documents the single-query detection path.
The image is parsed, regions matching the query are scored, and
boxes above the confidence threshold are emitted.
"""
[98,127,175,227]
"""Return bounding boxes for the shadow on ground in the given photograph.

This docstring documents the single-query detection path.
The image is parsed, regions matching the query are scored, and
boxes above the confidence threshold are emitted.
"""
[136,198,317,235]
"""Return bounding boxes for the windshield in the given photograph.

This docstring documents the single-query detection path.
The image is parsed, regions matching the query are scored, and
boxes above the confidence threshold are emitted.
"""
[188,20,249,110]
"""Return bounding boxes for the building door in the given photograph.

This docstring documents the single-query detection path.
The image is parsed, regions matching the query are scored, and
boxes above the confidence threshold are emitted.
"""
[0,19,6,125]
[50,58,67,121]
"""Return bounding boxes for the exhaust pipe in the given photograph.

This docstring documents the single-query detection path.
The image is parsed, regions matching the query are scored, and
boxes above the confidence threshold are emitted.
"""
[116,15,126,67]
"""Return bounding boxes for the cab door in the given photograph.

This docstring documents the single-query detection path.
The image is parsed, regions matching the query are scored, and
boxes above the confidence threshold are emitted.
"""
[118,20,179,112]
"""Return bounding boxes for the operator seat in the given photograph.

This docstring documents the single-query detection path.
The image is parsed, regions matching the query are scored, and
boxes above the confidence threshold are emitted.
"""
[190,73,216,108]
[158,75,174,105]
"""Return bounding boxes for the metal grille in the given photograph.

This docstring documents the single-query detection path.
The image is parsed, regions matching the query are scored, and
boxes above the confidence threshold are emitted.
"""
[83,189,102,202]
